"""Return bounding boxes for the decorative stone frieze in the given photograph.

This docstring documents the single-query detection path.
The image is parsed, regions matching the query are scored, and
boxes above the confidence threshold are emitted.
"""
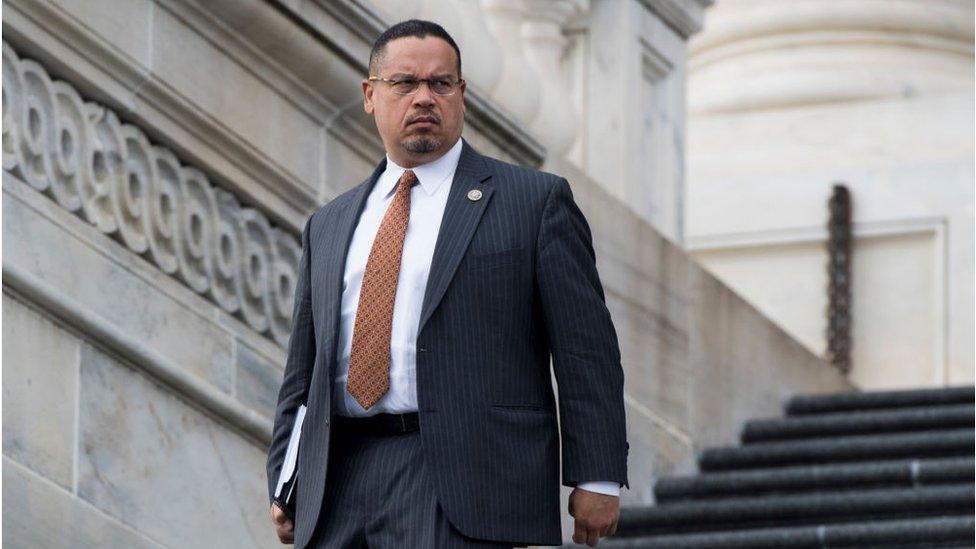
[2,41,300,348]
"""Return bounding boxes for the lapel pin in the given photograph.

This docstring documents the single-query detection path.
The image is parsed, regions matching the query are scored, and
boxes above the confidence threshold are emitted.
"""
[467,189,483,202]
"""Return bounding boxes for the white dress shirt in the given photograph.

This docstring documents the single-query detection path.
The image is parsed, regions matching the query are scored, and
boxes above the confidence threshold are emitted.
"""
[332,137,620,497]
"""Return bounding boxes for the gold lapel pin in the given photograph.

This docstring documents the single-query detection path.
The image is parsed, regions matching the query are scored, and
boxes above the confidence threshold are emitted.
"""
[467,189,483,202]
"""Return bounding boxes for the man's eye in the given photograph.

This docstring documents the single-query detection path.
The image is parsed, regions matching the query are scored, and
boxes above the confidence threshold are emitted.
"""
[392,78,418,88]
[431,79,455,93]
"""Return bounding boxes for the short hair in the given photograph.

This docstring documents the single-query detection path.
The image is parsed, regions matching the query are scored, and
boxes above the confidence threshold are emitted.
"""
[368,19,462,78]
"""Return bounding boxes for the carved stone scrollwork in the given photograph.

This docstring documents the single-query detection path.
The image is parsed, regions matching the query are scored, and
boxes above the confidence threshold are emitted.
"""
[2,41,301,348]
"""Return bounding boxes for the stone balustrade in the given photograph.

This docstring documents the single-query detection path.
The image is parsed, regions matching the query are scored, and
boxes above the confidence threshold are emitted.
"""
[2,41,301,348]
[522,0,587,156]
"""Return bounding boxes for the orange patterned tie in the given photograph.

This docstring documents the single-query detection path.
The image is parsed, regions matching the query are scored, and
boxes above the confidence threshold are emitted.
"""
[346,169,419,410]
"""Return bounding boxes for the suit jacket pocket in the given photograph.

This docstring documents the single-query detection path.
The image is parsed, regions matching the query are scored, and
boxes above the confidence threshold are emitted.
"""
[489,402,554,414]
[464,247,524,271]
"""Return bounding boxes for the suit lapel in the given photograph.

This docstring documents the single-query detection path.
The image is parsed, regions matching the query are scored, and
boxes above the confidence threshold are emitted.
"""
[417,140,494,335]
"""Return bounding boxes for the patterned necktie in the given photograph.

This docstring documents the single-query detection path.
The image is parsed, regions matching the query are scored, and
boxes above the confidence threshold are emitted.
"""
[346,169,419,410]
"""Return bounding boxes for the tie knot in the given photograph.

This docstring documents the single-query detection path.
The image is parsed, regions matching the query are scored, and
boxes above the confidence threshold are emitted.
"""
[398,170,418,191]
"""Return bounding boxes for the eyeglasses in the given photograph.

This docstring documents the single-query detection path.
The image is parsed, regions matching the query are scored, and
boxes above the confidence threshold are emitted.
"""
[368,76,464,96]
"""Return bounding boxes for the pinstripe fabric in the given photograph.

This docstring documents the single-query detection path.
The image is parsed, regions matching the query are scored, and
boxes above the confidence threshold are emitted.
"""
[308,428,519,548]
[267,139,630,548]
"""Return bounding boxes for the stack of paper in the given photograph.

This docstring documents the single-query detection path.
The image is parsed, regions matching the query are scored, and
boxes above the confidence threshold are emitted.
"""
[274,404,307,512]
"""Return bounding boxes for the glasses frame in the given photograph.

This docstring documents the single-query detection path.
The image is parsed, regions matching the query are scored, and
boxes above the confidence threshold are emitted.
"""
[367,75,465,97]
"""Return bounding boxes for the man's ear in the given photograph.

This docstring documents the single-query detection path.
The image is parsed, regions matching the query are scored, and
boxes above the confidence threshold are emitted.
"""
[362,80,374,115]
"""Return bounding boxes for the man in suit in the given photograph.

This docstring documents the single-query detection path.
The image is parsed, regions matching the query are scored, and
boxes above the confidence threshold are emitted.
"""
[266,19,629,548]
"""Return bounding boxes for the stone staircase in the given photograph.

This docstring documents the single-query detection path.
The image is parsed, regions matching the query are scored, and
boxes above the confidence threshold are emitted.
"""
[584,387,975,548]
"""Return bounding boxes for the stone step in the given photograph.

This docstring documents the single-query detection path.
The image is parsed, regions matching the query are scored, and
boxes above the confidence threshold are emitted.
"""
[654,457,974,502]
[613,484,973,538]
[588,515,975,549]
[699,429,973,472]
[785,386,974,416]
[741,404,975,443]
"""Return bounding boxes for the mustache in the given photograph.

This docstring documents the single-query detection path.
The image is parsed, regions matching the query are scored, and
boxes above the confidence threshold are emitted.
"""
[406,112,440,125]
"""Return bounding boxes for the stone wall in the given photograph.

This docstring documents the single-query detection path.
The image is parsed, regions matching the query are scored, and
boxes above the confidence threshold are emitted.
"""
[3,1,850,547]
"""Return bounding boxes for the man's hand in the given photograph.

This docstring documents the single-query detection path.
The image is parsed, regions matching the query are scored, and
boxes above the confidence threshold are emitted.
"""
[569,487,619,546]
[270,501,294,544]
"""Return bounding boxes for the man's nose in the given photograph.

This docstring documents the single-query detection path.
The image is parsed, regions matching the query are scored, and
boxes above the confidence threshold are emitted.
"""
[412,82,436,107]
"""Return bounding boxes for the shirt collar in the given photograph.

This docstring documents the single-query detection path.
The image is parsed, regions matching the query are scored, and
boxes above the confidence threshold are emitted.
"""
[379,137,464,199]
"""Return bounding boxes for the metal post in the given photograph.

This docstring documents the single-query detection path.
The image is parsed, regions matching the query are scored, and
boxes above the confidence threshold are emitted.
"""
[827,184,852,373]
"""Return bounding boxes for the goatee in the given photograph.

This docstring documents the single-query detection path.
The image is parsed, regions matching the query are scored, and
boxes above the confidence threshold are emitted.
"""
[403,136,441,154]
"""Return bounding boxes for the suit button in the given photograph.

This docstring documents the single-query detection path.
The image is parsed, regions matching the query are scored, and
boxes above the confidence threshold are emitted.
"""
[418,345,428,353]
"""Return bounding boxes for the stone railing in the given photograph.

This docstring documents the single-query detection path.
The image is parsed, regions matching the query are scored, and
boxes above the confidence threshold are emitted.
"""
[2,41,300,348]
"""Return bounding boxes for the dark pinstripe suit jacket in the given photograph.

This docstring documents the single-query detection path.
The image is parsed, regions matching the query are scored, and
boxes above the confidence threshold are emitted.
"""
[267,139,629,548]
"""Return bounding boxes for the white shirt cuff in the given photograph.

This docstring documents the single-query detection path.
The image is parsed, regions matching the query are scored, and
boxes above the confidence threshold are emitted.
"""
[576,481,621,497]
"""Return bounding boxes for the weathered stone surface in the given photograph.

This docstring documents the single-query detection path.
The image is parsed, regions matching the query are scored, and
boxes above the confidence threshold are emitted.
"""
[50,0,154,68]
[3,456,162,548]
[2,294,78,490]
[3,177,235,393]
[151,5,320,191]
[609,289,692,432]
[686,260,848,447]
[76,343,277,548]
[236,342,283,420]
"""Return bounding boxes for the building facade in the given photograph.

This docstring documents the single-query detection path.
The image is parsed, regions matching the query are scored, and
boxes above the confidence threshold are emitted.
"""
[685,0,975,390]
[4,1,860,547]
